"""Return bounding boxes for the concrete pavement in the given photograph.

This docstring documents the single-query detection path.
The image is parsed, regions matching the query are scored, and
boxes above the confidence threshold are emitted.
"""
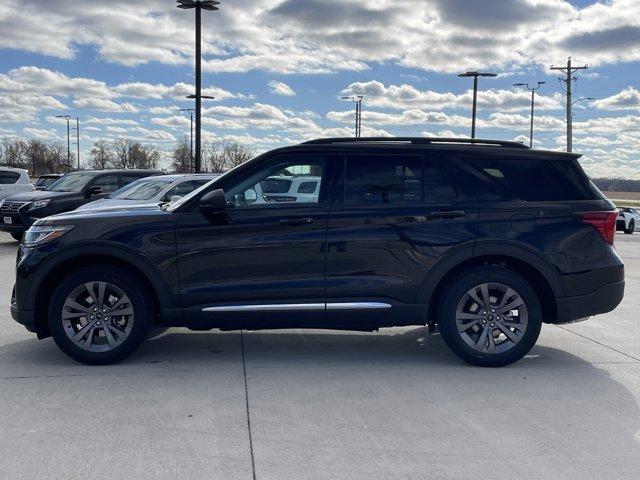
[1,233,639,479]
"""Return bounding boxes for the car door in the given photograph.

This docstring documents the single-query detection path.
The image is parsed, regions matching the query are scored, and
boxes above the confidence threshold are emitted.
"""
[175,153,331,330]
[325,151,478,327]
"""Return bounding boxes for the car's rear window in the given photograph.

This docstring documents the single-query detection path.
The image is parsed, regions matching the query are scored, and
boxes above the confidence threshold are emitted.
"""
[455,156,601,202]
[261,179,292,194]
[0,171,20,185]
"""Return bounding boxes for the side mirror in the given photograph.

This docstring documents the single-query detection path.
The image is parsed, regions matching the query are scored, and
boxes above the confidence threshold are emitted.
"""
[86,186,102,198]
[200,189,226,212]
[170,195,183,203]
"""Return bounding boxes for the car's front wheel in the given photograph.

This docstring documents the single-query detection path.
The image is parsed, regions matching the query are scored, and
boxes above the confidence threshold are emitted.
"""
[438,266,542,367]
[48,266,153,365]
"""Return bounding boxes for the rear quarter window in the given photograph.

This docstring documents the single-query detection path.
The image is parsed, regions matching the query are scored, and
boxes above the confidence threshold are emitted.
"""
[456,156,600,202]
[0,172,20,185]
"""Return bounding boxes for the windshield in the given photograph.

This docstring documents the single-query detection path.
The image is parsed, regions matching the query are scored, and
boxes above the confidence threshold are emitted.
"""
[110,178,173,200]
[47,172,96,192]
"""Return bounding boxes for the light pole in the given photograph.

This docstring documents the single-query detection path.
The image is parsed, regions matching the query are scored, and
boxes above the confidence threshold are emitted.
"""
[179,108,195,171]
[458,71,497,138]
[177,0,220,173]
[56,115,72,173]
[513,82,546,147]
[71,117,81,170]
[341,95,364,138]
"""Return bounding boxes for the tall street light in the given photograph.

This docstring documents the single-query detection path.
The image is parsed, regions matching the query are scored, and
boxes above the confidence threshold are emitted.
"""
[513,81,546,147]
[71,117,81,170]
[177,0,220,173]
[569,97,595,152]
[179,108,195,171]
[56,115,72,173]
[458,71,497,138]
[341,95,364,138]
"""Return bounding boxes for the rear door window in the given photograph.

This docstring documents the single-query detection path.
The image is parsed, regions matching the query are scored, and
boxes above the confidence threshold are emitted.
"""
[343,154,423,205]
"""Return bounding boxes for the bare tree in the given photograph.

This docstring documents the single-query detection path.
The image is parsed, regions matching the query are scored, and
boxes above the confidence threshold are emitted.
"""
[172,137,192,173]
[0,137,28,170]
[89,141,113,170]
[111,138,160,170]
[202,140,253,172]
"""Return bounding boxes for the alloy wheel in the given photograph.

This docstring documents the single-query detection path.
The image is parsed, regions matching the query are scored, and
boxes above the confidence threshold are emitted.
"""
[61,281,135,352]
[455,283,528,354]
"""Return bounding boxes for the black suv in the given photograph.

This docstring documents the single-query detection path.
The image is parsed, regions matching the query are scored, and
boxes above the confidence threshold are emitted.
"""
[0,169,163,240]
[10,138,624,366]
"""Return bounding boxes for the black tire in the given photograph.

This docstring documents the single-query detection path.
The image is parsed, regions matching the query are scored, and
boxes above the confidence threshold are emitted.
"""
[10,232,22,241]
[48,266,153,365]
[438,266,542,367]
[625,220,634,234]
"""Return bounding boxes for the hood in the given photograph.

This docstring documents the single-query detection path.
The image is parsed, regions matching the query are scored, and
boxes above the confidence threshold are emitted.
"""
[76,201,160,212]
[76,198,157,211]
[3,190,77,202]
[40,203,166,224]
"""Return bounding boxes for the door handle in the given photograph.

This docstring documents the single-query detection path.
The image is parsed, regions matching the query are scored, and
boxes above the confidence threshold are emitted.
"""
[279,217,314,226]
[430,210,466,220]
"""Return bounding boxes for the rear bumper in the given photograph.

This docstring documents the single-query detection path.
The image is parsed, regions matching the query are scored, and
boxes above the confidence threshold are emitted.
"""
[555,279,625,324]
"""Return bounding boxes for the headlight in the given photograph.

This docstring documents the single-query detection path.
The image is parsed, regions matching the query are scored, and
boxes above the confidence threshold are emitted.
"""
[0,199,4,209]
[23,225,74,247]
[29,199,51,210]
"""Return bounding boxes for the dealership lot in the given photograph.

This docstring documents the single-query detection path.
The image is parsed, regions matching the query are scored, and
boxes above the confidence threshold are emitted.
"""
[1,233,639,480]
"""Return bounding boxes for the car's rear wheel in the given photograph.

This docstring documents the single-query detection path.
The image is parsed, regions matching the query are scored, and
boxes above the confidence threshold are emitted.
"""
[10,232,22,241]
[48,266,152,365]
[438,266,542,367]
[625,219,635,234]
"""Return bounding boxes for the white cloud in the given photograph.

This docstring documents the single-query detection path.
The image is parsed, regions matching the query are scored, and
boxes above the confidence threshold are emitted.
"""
[341,80,563,112]
[73,98,139,113]
[268,80,296,96]
[0,0,638,75]
[594,87,640,111]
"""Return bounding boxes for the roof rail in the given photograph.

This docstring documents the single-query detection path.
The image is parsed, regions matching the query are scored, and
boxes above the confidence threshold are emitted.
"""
[302,137,529,149]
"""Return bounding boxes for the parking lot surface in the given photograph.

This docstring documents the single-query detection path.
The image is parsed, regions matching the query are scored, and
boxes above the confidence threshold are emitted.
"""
[1,233,639,480]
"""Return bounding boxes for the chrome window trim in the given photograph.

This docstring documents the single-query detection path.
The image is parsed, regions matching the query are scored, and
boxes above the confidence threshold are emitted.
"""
[202,302,392,312]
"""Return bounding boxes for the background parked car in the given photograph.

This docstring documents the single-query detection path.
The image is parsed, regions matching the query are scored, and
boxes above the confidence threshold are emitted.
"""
[76,173,220,212]
[33,174,63,191]
[244,174,322,204]
[0,169,163,240]
[0,167,34,200]
[617,207,640,234]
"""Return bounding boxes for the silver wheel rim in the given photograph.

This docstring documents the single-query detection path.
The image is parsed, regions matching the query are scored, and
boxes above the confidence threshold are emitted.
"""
[455,283,528,355]
[61,281,135,352]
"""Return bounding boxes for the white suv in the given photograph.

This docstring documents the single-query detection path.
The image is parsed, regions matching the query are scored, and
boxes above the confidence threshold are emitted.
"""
[245,175,321,205]
[0,168,34,200]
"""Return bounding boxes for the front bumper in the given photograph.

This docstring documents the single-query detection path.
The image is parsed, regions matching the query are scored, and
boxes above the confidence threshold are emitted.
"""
[555,280,625,324]
[10,305,37,333]
[0,215,35,233]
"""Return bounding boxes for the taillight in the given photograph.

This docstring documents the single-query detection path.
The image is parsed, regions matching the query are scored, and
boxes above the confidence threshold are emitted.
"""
[576,211,618,246]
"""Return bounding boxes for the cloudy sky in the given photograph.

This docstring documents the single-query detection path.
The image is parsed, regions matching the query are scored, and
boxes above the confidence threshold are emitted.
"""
[1,0,639,177]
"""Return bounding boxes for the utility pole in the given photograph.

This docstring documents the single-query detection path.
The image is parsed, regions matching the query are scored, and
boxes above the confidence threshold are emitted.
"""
[341,95,364,138]
[458,71,497,138]
[177,0,221,173]
[551,57,588,153]
[513,82,545,147]
[56,115,72,172]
